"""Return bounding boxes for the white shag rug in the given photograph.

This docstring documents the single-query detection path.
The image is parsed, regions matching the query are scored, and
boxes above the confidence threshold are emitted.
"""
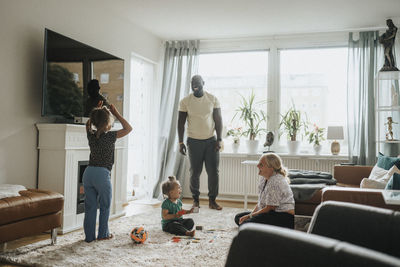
[1,207,243,267]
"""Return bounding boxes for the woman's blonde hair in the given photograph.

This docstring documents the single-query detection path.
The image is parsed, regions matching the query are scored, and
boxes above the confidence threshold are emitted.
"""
[89,106,114,138]
[161,176,180,198]
[261,153,290,183]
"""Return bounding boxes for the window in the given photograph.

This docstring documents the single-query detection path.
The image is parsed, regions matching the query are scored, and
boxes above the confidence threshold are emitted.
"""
[198,51,269,146]
[279,48,348,151]
[127,56,157,200]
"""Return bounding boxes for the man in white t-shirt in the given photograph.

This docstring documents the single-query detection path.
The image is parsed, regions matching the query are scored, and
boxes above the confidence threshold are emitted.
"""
[178,75,223,210]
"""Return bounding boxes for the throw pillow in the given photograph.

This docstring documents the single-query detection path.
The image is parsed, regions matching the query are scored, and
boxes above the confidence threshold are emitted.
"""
[375,153,400,190]
[360,178,387,189]
[368,165,389,181]
[385,175,400,190]
[365,153,400,188]
[376,152,400,170]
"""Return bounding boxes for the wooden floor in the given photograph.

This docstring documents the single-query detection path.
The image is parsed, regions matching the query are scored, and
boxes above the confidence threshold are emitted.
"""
[0,198,251,267]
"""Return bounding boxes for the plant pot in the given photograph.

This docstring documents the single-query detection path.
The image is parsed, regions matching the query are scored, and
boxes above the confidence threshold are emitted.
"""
[232,139,240,153]
[287,140,301,154]
[313,144,322,155]
[246,140,259,154]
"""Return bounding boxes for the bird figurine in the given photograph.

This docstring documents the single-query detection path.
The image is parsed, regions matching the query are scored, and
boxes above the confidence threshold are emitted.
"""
[263,131,274,152]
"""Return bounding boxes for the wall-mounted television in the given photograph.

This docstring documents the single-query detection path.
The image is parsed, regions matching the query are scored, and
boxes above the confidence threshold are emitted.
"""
[41,28,124,122]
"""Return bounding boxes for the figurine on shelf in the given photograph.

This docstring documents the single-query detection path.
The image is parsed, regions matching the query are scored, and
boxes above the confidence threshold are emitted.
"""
[385,116,398,141]
[379,19,399,71]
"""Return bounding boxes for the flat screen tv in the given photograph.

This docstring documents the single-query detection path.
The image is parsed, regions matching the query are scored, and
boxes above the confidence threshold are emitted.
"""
[41,28,124,122]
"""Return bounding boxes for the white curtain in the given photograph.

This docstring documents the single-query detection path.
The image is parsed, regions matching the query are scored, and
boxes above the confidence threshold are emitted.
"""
[153,40,199,198]
[347,31,380,165]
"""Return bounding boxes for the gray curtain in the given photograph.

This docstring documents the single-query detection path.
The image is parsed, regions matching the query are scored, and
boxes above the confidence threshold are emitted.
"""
[153,40,199,198]
[347,31,380,165]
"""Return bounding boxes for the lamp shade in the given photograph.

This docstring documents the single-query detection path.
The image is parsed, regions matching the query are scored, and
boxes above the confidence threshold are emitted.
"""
[327,126,344,140]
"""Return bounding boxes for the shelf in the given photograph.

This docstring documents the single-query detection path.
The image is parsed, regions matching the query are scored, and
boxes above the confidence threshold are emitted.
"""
[376,106,400,111]
[377,71,400,80]
[377,140,400,144]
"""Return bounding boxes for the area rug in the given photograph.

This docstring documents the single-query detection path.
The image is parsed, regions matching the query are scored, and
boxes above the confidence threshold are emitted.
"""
[0,207,310,267]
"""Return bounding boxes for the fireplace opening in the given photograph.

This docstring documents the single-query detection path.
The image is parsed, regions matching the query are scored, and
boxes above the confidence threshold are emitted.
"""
[77,161,88,214]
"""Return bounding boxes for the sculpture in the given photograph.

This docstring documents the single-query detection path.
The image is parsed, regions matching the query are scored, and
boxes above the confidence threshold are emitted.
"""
[379,19,399,71]
[263,131,274,152]
[385,116,398,141]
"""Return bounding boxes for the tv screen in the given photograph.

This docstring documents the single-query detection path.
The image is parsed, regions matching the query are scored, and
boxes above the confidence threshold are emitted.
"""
[41,29,124,121]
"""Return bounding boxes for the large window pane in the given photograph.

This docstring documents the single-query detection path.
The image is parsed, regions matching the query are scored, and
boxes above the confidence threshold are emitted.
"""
[199,51,268,146]
[279,48,348,151]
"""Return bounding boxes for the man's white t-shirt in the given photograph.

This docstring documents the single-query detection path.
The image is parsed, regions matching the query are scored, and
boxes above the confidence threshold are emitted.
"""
[179,91,220,140]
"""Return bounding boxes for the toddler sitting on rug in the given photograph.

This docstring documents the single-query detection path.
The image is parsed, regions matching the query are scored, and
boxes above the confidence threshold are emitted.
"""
[161,176,195,237]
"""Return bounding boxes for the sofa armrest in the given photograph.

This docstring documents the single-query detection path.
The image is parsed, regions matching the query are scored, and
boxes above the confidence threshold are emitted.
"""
[322,187,400,211]
[334,165,374,186]
[308,201,400,258]
[225,223,400,267]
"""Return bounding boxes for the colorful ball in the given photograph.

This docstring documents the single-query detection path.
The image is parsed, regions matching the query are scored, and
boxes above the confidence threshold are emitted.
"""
[130,226,148,244]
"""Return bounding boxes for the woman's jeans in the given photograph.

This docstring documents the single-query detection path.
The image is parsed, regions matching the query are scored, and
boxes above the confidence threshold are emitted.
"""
[234,211,294,229]
[83,166,112,242]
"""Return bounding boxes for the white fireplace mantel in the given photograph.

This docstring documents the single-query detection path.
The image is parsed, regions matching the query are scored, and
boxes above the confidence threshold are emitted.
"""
[36,123,127,234]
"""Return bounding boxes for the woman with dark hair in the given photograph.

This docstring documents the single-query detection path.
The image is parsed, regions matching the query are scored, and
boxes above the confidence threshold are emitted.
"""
[84,79,110,117]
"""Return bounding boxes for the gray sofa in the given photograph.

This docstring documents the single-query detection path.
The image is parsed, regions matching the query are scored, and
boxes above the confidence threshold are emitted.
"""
[225,201,400,267]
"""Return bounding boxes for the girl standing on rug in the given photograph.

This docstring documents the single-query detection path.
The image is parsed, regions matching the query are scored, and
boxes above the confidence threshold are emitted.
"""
[234,153,295,229]
[83,104,132,242]
[161,176,195,236]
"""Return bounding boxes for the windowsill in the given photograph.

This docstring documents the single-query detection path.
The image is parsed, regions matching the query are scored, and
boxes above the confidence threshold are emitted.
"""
[220,151,348,160]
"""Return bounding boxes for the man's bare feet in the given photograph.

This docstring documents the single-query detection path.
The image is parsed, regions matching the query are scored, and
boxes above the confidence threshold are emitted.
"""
[185,230,195,237]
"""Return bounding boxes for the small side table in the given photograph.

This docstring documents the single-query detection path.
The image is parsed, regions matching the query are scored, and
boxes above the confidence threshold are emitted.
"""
[241,160,258,209]
[382,190,400,205]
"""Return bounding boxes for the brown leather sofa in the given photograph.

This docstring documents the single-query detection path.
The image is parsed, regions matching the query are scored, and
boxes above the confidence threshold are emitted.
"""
[295,165,400,216]
[321,165,400,211]
[0,189,64,248]
[295,189,323,216]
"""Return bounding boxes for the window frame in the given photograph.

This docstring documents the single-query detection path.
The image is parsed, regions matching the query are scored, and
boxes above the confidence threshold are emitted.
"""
[199,32,349,154]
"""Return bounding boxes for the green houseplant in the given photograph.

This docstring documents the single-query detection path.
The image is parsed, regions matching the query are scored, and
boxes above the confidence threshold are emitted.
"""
[226,127,243,144]
[306,123,325,155]
[233,91,267,154]
[280,105,307,141]
[234,91,267,140]
[280,105,307,154]
[306,123,325,146]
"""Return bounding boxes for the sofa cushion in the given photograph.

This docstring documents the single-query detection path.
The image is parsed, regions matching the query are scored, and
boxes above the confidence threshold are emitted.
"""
[0,189,64,225]
[368,153,400,188]
[360,178,387,189]
[385,174,400,190]
[377,152,400,170]
[0,184,26,199]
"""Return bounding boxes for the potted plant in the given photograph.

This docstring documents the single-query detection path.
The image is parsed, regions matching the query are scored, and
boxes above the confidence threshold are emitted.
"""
[306,123,325,155]
[227,127,243,153]
[233,91,267,154]
[280,105,307,154]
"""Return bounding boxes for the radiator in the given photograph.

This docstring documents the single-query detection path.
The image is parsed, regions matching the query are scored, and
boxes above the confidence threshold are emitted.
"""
[182,154,348,200]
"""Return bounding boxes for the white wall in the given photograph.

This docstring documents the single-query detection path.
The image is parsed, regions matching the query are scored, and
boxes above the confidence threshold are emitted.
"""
[0,0,162,187]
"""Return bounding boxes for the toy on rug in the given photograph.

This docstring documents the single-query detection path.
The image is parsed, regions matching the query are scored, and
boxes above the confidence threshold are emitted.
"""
[130,226,148,244]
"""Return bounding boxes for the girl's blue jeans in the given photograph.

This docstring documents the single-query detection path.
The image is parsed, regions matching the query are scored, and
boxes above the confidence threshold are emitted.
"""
[83,166,112,242]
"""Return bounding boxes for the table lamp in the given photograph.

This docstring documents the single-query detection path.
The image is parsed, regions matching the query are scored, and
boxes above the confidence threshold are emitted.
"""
[327,126,344,155]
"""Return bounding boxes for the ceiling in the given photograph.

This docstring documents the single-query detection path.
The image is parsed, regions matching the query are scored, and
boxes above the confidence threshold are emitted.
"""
[106,0,400,40]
